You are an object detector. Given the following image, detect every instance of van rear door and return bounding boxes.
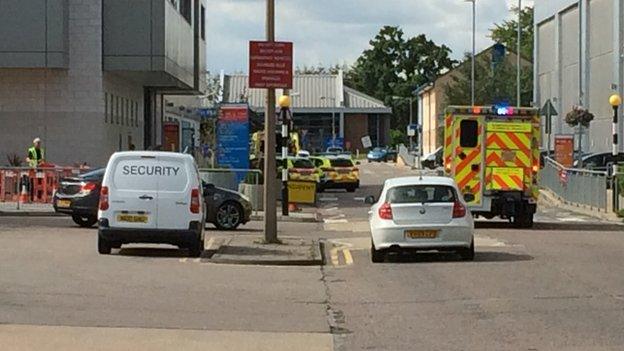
[108,155,159,229]
[155,155,193,230]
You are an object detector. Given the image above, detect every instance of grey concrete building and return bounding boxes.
[535,0,623,153]
[0,0,207,167]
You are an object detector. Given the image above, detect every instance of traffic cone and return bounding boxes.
[288,203,299,212]
[18,182,29,204]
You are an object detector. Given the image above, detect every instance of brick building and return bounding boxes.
[222,72,392,153]
[0,0,207,167]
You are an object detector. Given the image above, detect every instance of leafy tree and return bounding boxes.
[443,52,533,106]
[296,64,349,75]
[346,26,455,129]
[490,6,534,60]
[389,129,406,147]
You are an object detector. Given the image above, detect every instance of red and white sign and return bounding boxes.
[249,41,293,89]
[554,134,574,168]
[219,104,249,122]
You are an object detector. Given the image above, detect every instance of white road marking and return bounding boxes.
[324,207,339,212]
[324,218,348,224]
[557,217,587,222]
[319,197,338,202]
[353,197,365,201]
[330,248,339,265]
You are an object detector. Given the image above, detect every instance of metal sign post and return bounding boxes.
[541,99,558,157]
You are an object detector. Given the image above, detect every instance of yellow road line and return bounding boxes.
[342,249,353,265]
[330,248,339,266]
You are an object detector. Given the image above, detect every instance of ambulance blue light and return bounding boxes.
[494,105,514,116]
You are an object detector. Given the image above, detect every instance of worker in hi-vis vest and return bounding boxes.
[26,137,45,168]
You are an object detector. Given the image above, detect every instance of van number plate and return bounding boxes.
[405,230,438,239]
[117,214,148,223]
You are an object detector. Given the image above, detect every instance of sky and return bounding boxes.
[206,0,534,74]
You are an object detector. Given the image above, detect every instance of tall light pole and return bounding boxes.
[465,0,476,106]
[263,0,278,243]
[517,0,522,107]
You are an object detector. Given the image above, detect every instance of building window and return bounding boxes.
[201,5,206,40]
[169,0,178,9]
[459,120,478,148]
[104,93,108,123]
[180,0,192,23]
[135,102,139,127]
[115,96,120,125]
[125,98,130,126]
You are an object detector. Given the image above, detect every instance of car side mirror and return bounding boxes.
[364,195,376,204]
[463,193,475,203]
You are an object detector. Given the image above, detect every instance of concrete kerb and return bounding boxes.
[206,235,323,266]
[539,189,622,222]
[250,211,321,223]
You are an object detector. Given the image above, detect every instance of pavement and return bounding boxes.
[3,162,624,350]
[0,201,59,216]
[208,234,322,266]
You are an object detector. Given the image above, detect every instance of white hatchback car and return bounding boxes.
[97,151,205,257]
[367,176,474,262]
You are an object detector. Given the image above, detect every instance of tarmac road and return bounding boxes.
[2,161,624,350]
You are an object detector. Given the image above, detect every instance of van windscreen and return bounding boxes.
[112,158,189,192]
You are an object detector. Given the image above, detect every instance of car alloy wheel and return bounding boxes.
[215,202,242,230]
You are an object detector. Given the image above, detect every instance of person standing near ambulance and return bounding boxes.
[26,138,45,168]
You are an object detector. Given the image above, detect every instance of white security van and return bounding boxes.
[97,152,205,257]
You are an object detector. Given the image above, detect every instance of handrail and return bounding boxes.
[543,157,608,176]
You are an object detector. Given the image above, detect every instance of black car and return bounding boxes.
[53,168,104,227]
[202,183,252,230]
[574,152,624,172]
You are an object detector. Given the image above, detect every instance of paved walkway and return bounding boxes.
[0,202,57,216]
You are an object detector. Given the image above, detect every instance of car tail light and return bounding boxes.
[452,201,466,218]
[190,188,200,214]
[99,186,109,211]
[81,182,98,193]
[378,202,393,220]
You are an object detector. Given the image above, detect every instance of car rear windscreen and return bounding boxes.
[386,185,456,204]
[292,159,315,169]
[330,159,354,168]
[112,158,189,192]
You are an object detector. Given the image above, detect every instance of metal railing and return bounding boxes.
[540,157,608,210]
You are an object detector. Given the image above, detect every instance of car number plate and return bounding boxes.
[338,169,350,174]
[405,230,438,239]
[57,199,71,208]
[117,214,148,223]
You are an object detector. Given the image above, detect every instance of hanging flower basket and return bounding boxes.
[565,106,594,128]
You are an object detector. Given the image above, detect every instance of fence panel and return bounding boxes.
[540,158,608,210]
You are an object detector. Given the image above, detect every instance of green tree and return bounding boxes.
[346,26,455,129]
[490,6,534,60]
[443,52,533,106]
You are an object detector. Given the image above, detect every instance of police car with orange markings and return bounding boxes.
[443,105,541,228]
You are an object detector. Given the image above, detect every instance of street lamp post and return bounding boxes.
[465,0,476,106]
[263,0,278,243]
[610,94,622,157]
[517,0,522,108]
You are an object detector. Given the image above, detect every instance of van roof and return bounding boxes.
[110,151,194,161]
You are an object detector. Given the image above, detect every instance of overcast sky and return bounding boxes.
[206,0,534,73]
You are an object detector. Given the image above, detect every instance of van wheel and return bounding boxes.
[188,239,204,258]
[72,214,98,228]
[215,202,243,230]
[98,236,112,255]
